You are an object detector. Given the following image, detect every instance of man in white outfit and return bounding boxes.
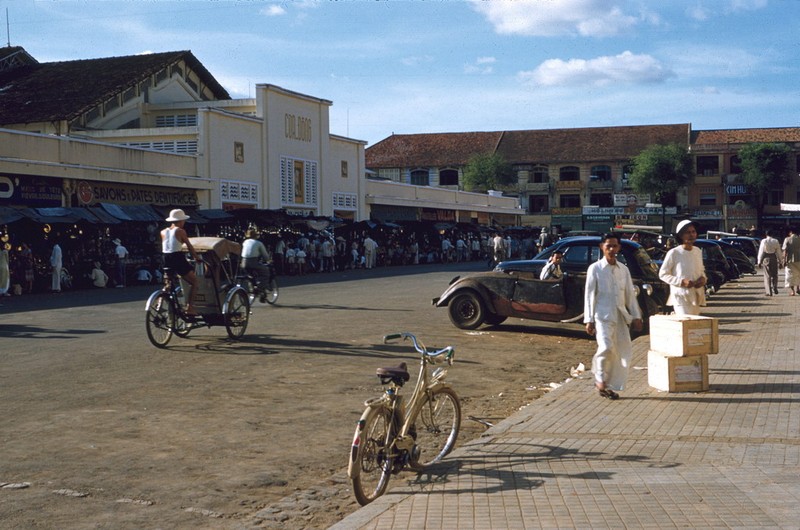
[584,234,643,400]
[363,236,377,269]
[758,229,782,296]
[659,219,707,315]
[50,239,63,293]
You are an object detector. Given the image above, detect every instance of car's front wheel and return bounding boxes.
[447,291,486,330]
[484,313,507,326]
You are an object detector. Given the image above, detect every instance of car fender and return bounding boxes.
[433,276,498,314]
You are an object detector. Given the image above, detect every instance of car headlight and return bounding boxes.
[642,283,654,296]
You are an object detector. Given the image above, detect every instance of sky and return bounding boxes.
[2,0,798,146]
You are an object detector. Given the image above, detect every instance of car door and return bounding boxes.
[508,270,567,318]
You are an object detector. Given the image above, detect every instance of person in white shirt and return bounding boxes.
[782,227,800,296]
[584,234,643,400]
[492,233,506,265]
[161,209,200,314]
[50,240,62,293]
[363,236,378,269]
[658,219,707,314]
[539,251,564,280]
[241,229,272,292]
[90,261,109,288]
[757,229,782,296]
[113,238,129,288]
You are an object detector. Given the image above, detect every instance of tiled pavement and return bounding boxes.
[332,275,800,529]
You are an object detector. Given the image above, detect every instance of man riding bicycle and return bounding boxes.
[161,209,200,315]
[241,229,272,303]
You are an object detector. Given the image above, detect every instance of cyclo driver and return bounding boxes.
[241,228,272,302]
[161,209,200,315]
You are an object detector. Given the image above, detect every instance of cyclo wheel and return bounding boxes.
[224,289,250,339]
[351,406,394,506]
[145,292,175,348]
[264,278,279,304]
[408,387,461,470]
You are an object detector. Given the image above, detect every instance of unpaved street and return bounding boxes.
[0,263,597,528]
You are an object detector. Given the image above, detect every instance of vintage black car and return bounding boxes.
[433,236,669,333]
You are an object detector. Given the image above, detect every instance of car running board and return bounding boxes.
[560,313,584,323]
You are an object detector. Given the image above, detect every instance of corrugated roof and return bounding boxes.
[691,127,800,145]
[366,124,690,168]
[0,48,230,125]
[366,132,504,168]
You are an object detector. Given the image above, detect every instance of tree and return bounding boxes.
[462,152,515,192]
[738,142,792,225]
[628,143,692,206]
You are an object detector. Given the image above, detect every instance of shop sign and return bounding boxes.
[613,193,651,206]
[726,184,750,195]
[76,180,198,206]
[370,204,417,221]
[421,208,455,222]
[551,207,581,215]
[689,208,722,219]
[0,174,63,206]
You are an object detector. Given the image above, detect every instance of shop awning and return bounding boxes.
[20,207,96,224]
[87,206,122,224]
[0,207,25,225]
[195,209,236,222]
[100,203,163,222]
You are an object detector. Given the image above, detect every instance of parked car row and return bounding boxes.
[433,232,758,334]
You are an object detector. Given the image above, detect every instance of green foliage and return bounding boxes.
[738,142,792,196]
[462,152,515,192]
[628,143,692,205]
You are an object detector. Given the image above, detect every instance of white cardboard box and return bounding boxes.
[649,314,719,356]
[647,350,709,392]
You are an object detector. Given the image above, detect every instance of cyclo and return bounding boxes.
[145,237,251,348]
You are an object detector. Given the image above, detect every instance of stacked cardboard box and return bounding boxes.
[647,315,718,392]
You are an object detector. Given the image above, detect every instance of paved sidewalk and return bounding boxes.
[332,275,800,529]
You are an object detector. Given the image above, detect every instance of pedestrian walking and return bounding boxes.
[782,227,800,295]
[658,219,707,315]
[584,233,643,400]
[758,229,781,296]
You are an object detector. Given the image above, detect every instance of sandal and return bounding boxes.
[598,388,619,400]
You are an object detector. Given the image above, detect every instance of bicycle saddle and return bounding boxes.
[376,362,410,382]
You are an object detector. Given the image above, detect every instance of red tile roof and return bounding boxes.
[498,124,690,163]
[366,132,504,168]
[691,127,800,145]
[0,48,230,125]
[366,124,690,168]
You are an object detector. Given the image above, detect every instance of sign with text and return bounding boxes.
[0,174,62,206]
[76,180,198,206]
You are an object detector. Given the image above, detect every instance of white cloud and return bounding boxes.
[686,5,710,20]
[518,51,673,86]
[729,0,768,11]
[470,0,640,37]
[261,5,287,17]
[465,56,496,75]
[401,55,434,67]
[664,45,765,78]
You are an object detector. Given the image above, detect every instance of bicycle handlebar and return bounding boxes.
[383,332,455,365]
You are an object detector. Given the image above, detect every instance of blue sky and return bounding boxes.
[2,0,798,146]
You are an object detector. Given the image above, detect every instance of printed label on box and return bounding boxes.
[688,328,711,347]
[674,364,702,382]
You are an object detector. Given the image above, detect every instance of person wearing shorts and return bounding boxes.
[161,209,200,314]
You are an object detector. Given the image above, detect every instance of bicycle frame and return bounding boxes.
[348,334,454,478]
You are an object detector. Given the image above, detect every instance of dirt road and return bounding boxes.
[0,263,596,528]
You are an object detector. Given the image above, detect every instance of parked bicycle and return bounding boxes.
[348,332,461,505]
[236,260,279,305]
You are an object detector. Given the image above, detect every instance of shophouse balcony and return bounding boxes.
[524,182,550,192]
[588,177,613,190]
[555,180,583,191]
[694,173,722,185]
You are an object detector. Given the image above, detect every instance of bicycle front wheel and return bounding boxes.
[351,406,393,505]
[409,387,461,470]
[146,292,175,348]
[224,289,250,339]
[264,278,279,304]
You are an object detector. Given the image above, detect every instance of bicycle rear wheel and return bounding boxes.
[350,405,393,505]
[145,292,175,348]
[224,289,250,339]
[409,387,461,470]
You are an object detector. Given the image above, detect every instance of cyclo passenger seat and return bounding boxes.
[376,362,410,386]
